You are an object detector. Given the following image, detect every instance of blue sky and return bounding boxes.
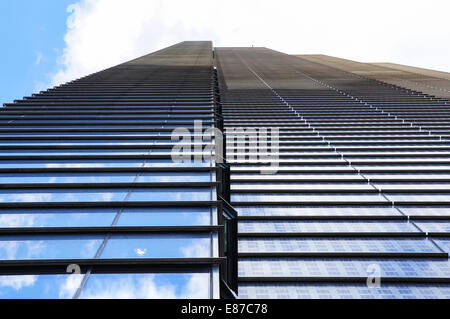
[0,1,74,105]
[1,0,450,105]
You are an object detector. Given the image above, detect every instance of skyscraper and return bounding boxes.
[1,41,449,299]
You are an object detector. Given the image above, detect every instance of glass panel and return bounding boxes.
[128,188,215,201]
[3,125,172,129]
[0,141,215,148]
[0,160,144,168]
[236,206,403,217]
[0,114,212,119]
[239,258,450,278]
[414,222,450,233]
[238,221,419,233]
[9,119,187,124]
[238,283,450,299]
[5,105,212,110]
[0,172,212,184]
[0,140,169,146]
[0,235,103,260]
[352,157,450,162]
[231,193,387,203]
[101,234,213,258]
[365,173,450,180]
[231,173,364,181]
[154,139,213,144]
[433,238,450,254]
[238,238,440,253]
[0,208,117,227]
[0,274,83,299]
[386,193,450,202]
[228,157,341,163]
[0,132,204,137]
[0,189,129,203]
[231,166,355,172]
[232,183,373,191]
[116,208,213,226]
[0,173,137,184]
[374,183,450,191]
[144,160,213,168]
[398,206,450,217]
[1,150,150,156]
[136,172,211,182]
[228,156,339,162]
[80,272,210,299]
[355,165,450,171]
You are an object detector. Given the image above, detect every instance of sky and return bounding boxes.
[1,0,450,105]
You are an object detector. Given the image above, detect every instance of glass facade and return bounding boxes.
[214,46,450,299]
[2,41,450,299]
[0,41,226,299]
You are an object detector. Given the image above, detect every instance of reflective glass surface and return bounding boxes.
[238,238,439,253]
[116,208,213,226]
[232,183,373,191]
[128,188,215,201]
[386,193,450,202]
[433,238,450,254]
[236,206,403,217]
[0,208,117,227]
[0,159,213,168]
[0,189,129,203]
[0,235,103,260]
[414,222,450,233]
[136,172,212,182]
[80,272,210,299]
[0,188,216,203]
[0,172,212,184]
[238,283,450,299]
[101,234,213,258]
[0,173,138,184]
[0,274,83,299]
[232,193,387,202]
[232,173,365,181]
[398,206,450,217]
[238,221,419,233]
[239,258,450,278]
[0,160,144,168]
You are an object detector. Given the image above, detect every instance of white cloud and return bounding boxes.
[35,52,43,65]
[0,240,46,260]
[181,273,211,299]
[0,275,37,290]
[0,213,36,228]
[59,274,84,299]
[11,192,53,203]
[80,274,177,299]
[51,0,450,86]
[79,273,210,299]
[181,239,210,258]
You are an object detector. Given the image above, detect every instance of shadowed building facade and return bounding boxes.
[215,47,450,298]
[1,42,450,298]
[299,54,450,100]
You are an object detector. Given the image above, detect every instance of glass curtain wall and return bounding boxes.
[215,47,450,299]
[0,41,223,299]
